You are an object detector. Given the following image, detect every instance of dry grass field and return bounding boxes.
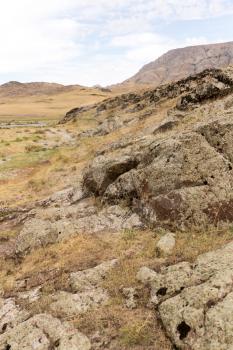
[0,85,115,207]
[0,85,114,123]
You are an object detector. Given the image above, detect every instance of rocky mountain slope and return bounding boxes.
[124,41,233,86]
[2,66,233,349]
[60,65,233,230]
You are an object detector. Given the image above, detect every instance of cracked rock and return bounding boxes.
[70,259,118,292]
[49,288,109,317]
[0,298,30,335]
[139,241,233,349]
[16,205,142,255]
[0,313,91,350]
[49,260,118,317]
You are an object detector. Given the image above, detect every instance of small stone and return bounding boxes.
[122,288,138,309]
[136,267,158,284]
[156,232,176,255]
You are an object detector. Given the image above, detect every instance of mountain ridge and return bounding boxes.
[123,41,233,87]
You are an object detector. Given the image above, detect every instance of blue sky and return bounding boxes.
[0,0,233,86]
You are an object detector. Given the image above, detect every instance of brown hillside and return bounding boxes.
[123,41,233,86]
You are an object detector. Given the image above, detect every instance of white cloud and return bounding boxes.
[0,0,232,85]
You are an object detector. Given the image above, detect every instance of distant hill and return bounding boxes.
[0,82,114,122]
[123,41,233,86]
[0,81,82,97]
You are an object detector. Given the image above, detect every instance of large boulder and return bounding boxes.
[83,130,233,228]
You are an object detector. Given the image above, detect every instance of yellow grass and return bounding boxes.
[0,87,113,122]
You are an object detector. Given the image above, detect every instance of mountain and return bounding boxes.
[123,41,233,86]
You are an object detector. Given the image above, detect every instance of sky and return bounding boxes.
[0,0,233,86]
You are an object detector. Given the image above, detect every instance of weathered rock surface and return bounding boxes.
[50,260,117,317]
[38,186,82,207]
[156,232,176,255]
[0,313,91,350]
[122,287,138,309]
[138,241,233,350]
[16,218,58,254]
[49,288,109,317]
[13,67,233,258]
[83,129,233,228]
[0,298,29,334]
[61,67,233,132]
[16,205,142,254]
[70,259,118,292]
[54,68,233,230]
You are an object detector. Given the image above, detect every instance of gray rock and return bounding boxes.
[39,187,75,207]
[70,259,118,292]
[49,289,109,317]
[15,218,58,255]
[0,313,91,350]
[84,129,233,229]
[16,205,142,254]
[138,241,233,349]
[122,288,138,309]
[17,287,41,303]
[153,116,179,134]
[156,232,176,255]
[50,260,118,317]
[0,298,30,334]
[70,205,143,234]
[83,153,140,196]
[136,266,158,284]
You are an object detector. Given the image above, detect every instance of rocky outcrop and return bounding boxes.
[83,128,233,229]
[70,259,118,292]
[13,67,233,253]
[0,261,119,348]
[16,205,142,254]
[137,241,233,350]
[59,104,97,124]
[0,298,29,334]
[49,260,117,317]
[0,261,118,348]
[60,67,233,138]
[49,289,109,317]
[0,313,91,350]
